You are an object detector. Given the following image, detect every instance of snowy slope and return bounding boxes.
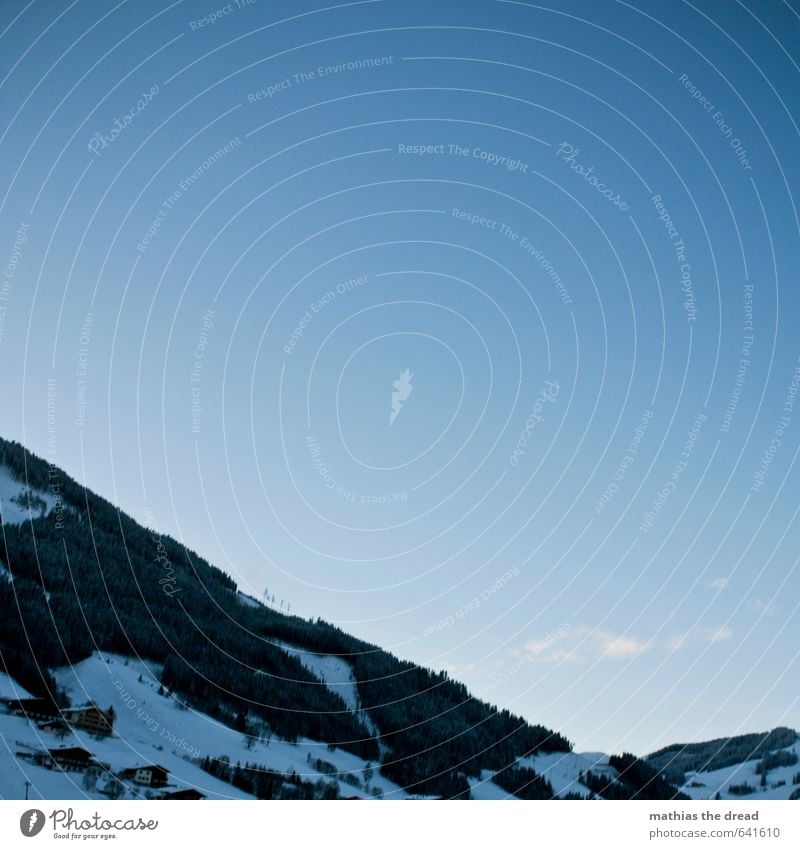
[0,464,55,525]
[514,746,800,801]
[238,596,379,733]
[236,592,262,609]
[519,746,800,801]
[469,751,617,799]
[0,653,407,800]
[6,651,796,801]
[0,672,32,700]
[274,640,381,741]
[276,641,361,711]
[1,655,252,800]
[0,710,251,801]
[517,750,616,798]
[678,736,800,801]
[468,770,519,800]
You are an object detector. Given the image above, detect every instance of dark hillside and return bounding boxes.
[0,436,570,796]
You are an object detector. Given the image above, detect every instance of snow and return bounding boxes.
[236,592,262,609]
[468,770,518,800]
[518,750,616,798]
[0,655,252,801]
[276,641,361,712]
[0,653,407,800]
[0,672,32,700]
[515,743,800,801]
[5,650,793,802]
[0,464,56,525]
[274,640,382,741]
[469,751,616,799]
[678,736,800,801]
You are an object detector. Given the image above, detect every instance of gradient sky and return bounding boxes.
[1,0,799,755]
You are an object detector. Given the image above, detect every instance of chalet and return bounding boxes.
[19,746,108,773]
[2,698,60,721]
[48,747,96,771]
[121,764,169,787]
[63,704,114,736]
[38,718,70,736]
[157,788,206,800]
[15,749,50,767]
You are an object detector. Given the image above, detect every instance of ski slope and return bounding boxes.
[0,464,55,525]
[275,641,361,711]
[468,770,519,800]
[679,736,800,801]
[518,750,617,798]
[0,653,406,800]
[0,672,31,700]
[3,653,796,800]
[274,640,381,739]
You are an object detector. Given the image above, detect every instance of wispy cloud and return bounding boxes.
[666,625,733,652]
[522,624,650,664]
[520,621,734,665]
[596,629,651,659]
[750,597,777,617]
[710,577,729,590]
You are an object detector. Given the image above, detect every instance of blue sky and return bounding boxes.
[1,0,799,754]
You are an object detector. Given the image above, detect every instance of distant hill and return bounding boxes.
[647,728,799,800]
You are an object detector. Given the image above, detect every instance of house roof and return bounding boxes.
[4,697,59,711]
[158,788,205,799]
[124,763,169,774]
[49,747,94,760]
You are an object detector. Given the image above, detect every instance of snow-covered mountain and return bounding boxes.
[0,651,606,801]
[7,647,796,801]
[0,652,411,801]
[1,437,797,801]
[647,729,800,801]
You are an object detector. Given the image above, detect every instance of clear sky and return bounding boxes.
[1,0,799,755]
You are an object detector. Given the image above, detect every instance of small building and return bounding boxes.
[3,698,60,721]
[157,788,206,800]
[63,704,114,736]
[121,764,169,787]
[49,747,96,771]
[16,749,51,767]
[16,745,105,773]
[39,718,71,737]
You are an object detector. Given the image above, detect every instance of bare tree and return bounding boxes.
[82,768,99,792]
[103,778,125,800]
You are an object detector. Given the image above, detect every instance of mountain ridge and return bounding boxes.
[0,436,570,798]
[1,436,794,800]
